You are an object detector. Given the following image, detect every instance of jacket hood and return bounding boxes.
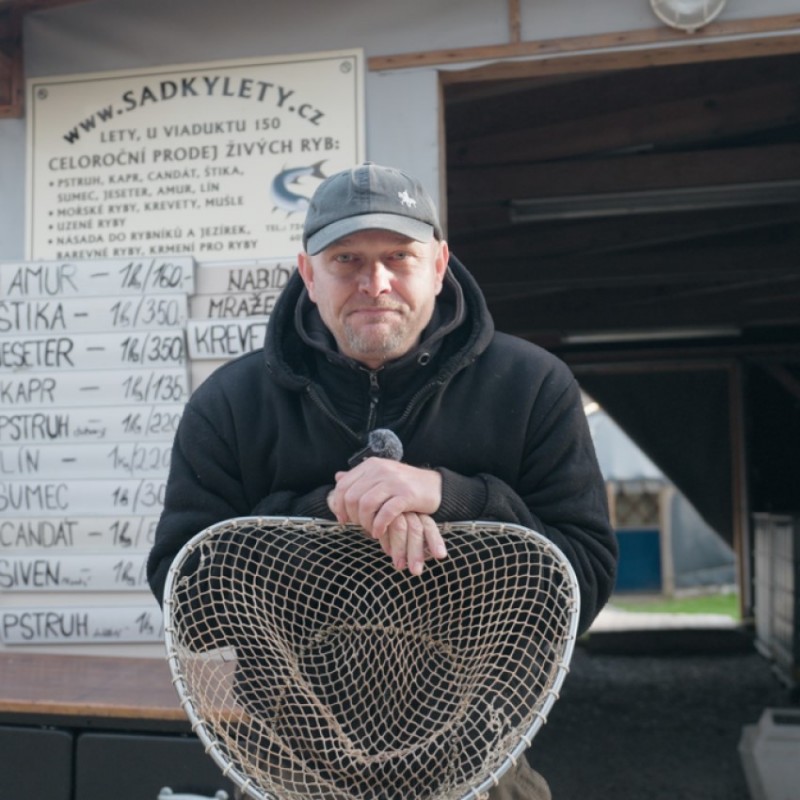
[263,254,495,390]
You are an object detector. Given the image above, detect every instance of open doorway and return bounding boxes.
[442,47,800,617]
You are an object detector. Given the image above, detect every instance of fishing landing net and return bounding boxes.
[164,517,580,800]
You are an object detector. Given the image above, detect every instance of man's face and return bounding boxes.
[298,229,449,369]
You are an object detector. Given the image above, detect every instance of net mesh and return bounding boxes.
[164,518,579,800]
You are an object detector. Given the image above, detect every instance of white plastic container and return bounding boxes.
[739,708,800,800]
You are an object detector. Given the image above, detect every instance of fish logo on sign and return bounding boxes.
[270,161,327,215]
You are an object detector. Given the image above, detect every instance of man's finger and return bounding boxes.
[387,515,408,571]
[423,517,447,561]
[406,514,426,576]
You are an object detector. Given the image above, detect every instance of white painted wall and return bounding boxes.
[1,0,796,259]
[0,120,25,260]
[520,0,793,38]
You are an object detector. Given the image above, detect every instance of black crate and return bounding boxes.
[75,731,236,800]
[0,724,73,800]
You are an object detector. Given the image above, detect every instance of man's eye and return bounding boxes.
[334,253,355,263]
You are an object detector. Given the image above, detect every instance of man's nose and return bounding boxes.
[359,262,392,295]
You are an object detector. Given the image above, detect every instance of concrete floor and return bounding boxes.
[526,626,794,800]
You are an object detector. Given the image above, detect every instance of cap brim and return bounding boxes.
[305,213,435,255]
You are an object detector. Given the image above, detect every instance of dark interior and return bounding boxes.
[444,51,800,557]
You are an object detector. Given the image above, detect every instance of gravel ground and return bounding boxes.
[525,629,795,800]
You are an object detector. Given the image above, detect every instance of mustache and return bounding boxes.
[347,301,406,313]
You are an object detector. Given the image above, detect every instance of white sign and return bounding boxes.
[0,404,184,444]
[0,368,190,407]
[194,258,295,294]
[0,553,149,592]
[1,604,163,644]
[190,261,293,319]
[0,478,166,515]
[0,442,171,479]
[0,515,158,552]
[27,50,365,261]
[0,257,195,296]
[0,294,189,334]
[187,318,268,360]
[190,290,281,320]
[0,330,187,371]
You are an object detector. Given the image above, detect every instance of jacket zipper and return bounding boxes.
[365,369,380,431]
[305,372,382,440]
[306,370,445,442]
[305,385,361,441]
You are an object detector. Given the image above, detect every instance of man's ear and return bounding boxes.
[434,240,449,295]
[297,252,317,302]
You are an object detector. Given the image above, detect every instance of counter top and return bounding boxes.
[0,652,185,722]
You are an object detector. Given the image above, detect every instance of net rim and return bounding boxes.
[163,516,581,800]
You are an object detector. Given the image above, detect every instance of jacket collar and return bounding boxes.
[264,254,495,394]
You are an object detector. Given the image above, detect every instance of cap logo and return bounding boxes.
[398,190,417,209]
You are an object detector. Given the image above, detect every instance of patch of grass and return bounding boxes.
[612,592,741,620]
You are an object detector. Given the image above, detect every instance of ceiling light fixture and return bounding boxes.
[649,0,727,33]
[563,327,741,345]
[510,180,800,223]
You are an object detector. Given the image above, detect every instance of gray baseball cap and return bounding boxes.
[303,162,443,255]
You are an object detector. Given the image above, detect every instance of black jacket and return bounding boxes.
[147,255,617,632]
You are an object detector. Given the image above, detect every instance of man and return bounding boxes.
[148,162,617,799]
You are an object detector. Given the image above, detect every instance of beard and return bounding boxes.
[342,318,411,362]
[334,299,435,367]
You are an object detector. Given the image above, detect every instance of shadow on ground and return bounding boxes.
[526,629,795,800]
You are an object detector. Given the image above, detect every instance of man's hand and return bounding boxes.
[327,458,446,574]
[376,511,447,576]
